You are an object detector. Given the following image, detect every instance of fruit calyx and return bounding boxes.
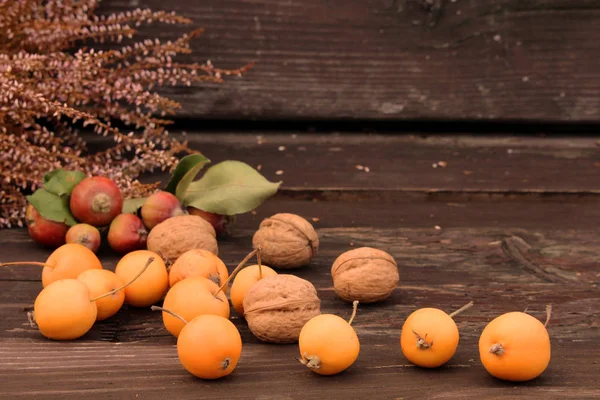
[298,354,321,370]
[208,273,221,286]
[221,358,231,370]
[490,343,504,356]
[92,193,112,213]
[413,331,433,350]
[138,228,148,239]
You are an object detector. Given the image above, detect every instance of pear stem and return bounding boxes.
[151,306,188,325]
[0,261,53,268]
[348,300,359,325]
[257,246,263,280]
[449,301,474,318]
[215,248,260,296]
[90,257,154,302]
[544,304,552,327]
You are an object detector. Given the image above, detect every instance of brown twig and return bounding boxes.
[150,306,188,325]
[90,257,154,302]
[449,301,474,318]
[215,248,260,296]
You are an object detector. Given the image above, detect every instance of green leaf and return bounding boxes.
[122,197,147,215]
[26,189,78,226]
[165,154,210,200]
[43,168,86,197]
[183,160,281,215]
[43,169,62,184]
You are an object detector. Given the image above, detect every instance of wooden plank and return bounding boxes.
[0,339,598,399]
[121,133,600,195]
[4,222,599,295]
[4,195,600,280]
[98,0,600,121]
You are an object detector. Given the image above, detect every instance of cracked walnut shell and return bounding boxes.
[252,213,319,269]
[147,215,218,262]
[243,274,321,343]
[331,247,399,303]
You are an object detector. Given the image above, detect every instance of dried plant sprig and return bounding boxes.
[0,0,253,228]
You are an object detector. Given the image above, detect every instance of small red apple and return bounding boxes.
[65,223,101,253]
[140,191,185,230]
[186,207,232,238]
[70,176,123,227]
[107,213,148,254]
[25,204,69,248]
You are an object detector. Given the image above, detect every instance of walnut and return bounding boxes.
[243,274,321,343]
[147,215,218,262]
[331,247,399,303]
[252,213,319,269]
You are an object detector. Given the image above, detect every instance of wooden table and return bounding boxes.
[1,134,599,399]
[3,0,600,397]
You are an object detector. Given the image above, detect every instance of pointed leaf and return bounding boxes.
[26,189,78,226]
[43,169,86,197]
[183,160,281,215]
[165,154,210,200]
[122,197,147,215]
[43,169,62,184]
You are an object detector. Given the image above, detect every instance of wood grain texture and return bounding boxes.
[121,133,600,195]
[0,340,598,399]
[99,0,600,121]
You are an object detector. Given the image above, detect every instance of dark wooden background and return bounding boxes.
[102,0,600,122]
[1,1,600,399]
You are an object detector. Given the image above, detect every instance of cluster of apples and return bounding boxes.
[26,176,225,254]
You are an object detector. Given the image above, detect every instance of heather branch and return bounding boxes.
[0,0,254,228]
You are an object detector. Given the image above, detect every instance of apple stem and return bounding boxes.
[90,257,155,302]
[0,261,53,268]
[150,305,188,325]
[544,304,552,327]
[348,300,359,325]
[215,247,261,296]
[449,301,474,318]
[257,246,263,280]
